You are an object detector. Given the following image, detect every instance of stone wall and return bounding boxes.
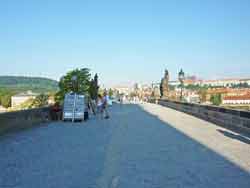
[0,107,51,135]
[157,99,250,134]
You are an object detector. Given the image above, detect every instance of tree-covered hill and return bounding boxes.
[0,76,58,93]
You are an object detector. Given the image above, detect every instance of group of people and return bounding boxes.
[89,91,110,119]
[50,91,111,121]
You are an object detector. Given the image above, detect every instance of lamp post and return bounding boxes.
[70,75,78,122]
[178,69,185,102]
[71,75,78,93]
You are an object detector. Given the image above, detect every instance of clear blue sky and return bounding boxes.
[0,0,250,86]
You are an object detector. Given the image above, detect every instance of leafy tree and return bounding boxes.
[0,88,16,108]
[210,94,222,106]
[185,84,201,90]
[198,88,207,103]
[108,88,114,97]
[231,82,249,88]
[0,94,12,108]
[88,74,99,100]
[20,98,34,109]
[98,88,105,96]
[32,94,49,107]
[56,68,91,102]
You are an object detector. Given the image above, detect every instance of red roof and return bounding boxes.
[207,88,230,94]
[207,88,250,95]
[224,95,250,100]
[184,79,195,84]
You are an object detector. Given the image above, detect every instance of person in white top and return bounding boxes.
[102,91,110,119]
[97,94,103,116]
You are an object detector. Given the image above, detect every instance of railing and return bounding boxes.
[154,99,250,134]
[0,107,51,135]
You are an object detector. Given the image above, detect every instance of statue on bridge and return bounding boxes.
[160,69,169,98]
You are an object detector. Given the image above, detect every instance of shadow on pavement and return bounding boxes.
[0,103,250,188]
[217,129,250,145]
[120,104,250,187]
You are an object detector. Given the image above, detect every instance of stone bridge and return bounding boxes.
[0,103,250,188]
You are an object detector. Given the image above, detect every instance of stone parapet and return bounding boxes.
[157,99,250,134]
[0,107,50,135]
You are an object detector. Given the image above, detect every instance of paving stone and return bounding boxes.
[0,103,250,188]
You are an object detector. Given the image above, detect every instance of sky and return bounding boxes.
[0,0,250,87]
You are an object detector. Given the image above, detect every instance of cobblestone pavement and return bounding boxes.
[0,103,250,188]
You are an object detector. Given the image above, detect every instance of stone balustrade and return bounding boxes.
[0,107,51,135]
[156,99,250,134]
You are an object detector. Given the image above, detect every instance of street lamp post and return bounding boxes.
[71,75,78,93]
[70,75,78,122]
[178,69,185,102]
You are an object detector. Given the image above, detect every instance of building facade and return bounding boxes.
[200,78,250,87]
[0,105,7,113]
[11,91,38,108]
[222,95,250,105]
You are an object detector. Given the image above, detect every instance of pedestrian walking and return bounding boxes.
[119,95,123,105]
[97,94,103,118]
[84,96,89,121]
[102,91,110,119]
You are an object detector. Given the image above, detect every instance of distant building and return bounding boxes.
[222,95,250,105]
[200,78,250,87]
[173,89,200,103]
[159,77,250,88]
[112,86,133,96]
[206,88,230,101]
[183,75,200,86]
[0,105,7,113]
[48,96,55,105]
[239,79,250,85]
[185,92,200,103]
[11,91,39,108]
[133,83,141,91]
[169,81,180,86]
[203,88,250,104]
[226,88,250,96]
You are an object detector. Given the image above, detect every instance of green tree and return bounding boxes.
[0,94,12,108]
[88,74,99,100]
[185,84,201,90]
[198,88,207,103]
[20,98,34,109]
[232,82,249,88]
[32,94,49,107]
[108,88,114,97]
[0,87,16,108]
[56,68,91,102]
[210,94,222,106]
